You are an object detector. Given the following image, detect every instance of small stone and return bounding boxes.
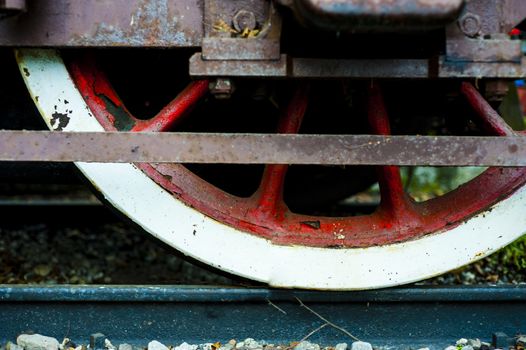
[468,339,481,350]
[417,348,430,350]
[517,337,526,346]
[104,340,115,350]
[17,334,60,350]
[462,271,476,282]
[60,339,76,350]
[117,345,132,350]
[456,339,468,346]
[7,342,24,350]
[33,265,52,277]
[174,343,198,350]
[294,342,320,350]
[198,344,213,350]
[335,344,347,350]
[462,346,474,350]
[479,342,491,350]
[243,340,262,350]
[148,342,168,350]
[350,342,372,350]
[444,346,457,350]
[219,344,234,350]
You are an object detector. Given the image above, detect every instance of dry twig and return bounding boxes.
[295,297,361,341]
[299,323,329,342]
[267,298,287,315]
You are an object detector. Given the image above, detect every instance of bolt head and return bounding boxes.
[233,10,257,32]
[459,13,481,38]
[209,78,234,99]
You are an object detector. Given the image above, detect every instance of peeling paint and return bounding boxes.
[69,0,194,47]
[50,112,70,131]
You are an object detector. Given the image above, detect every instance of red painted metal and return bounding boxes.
[367,83,421,231]
[69,56,208,132]
[461,82,516,136]
[132,81,209,132]
[518,86,526,116]
[69,55,526,248]
[248,85,309,222]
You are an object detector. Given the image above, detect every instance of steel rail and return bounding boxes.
[0,285,525,349]
[0,130,526,166]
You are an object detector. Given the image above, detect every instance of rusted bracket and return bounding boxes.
[443,0,526,74]
[202,0,281,61]
[1,130,525,166]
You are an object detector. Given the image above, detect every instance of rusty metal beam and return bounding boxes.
[0,0,202,47]
[189,53,526,79]
[0,130,525,166]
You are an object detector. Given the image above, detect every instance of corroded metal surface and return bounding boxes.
[202,0,282,60]
[1,130,526,166]
[190,53,526,79]
[0,0,202,47]
[201,37,281,60]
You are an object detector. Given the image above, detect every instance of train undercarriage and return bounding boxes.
[1,0,526,289]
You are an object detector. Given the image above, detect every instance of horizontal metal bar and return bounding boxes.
[202,38,281,61]
[1,284,525,302]
[292,58,429,78]
[189,53,526,79]
[1,130,526,166]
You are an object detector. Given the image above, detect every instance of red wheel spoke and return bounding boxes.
[132,80,209,132]
[70,57,138,130]
[254,164,289,219]
[368,82,416,219]
[461,82,515,136]
[250,85,310,219]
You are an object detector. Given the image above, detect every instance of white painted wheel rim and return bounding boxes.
[16,48,526,290]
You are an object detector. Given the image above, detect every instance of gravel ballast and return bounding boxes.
[3,335,526,350]
[0,219,524,285]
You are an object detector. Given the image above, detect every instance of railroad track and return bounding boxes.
[0,285,525,350]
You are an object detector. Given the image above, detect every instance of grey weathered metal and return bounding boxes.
[0,130,525,166]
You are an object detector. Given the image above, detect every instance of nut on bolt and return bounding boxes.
[209,78,235,99]
[233,10,257,32]
[458,12,481,38]
[484,80,510,103]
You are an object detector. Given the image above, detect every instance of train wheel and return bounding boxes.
[16,49,526,290]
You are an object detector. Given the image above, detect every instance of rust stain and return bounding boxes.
[68,0,194,47]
